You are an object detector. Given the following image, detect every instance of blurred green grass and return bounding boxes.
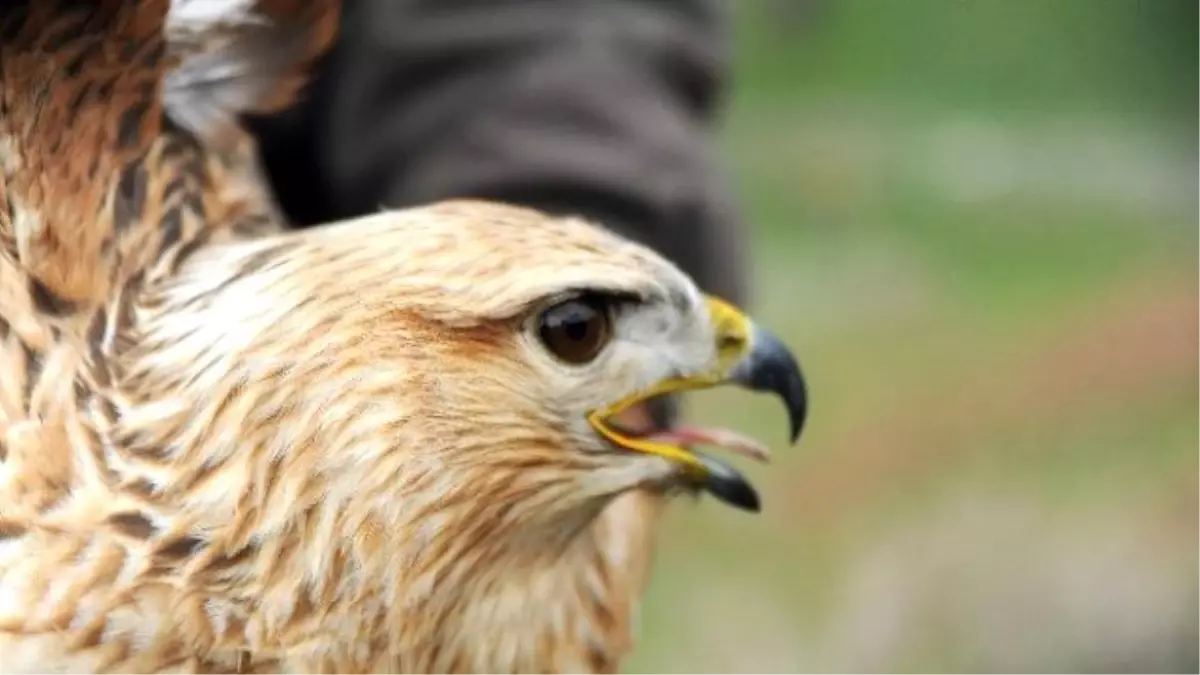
[627,1,1198,672]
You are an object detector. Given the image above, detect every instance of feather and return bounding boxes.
[163,0,338,145]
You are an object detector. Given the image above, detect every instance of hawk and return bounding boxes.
[0,1,806,671]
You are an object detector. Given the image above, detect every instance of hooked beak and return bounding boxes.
[587,295,808,512]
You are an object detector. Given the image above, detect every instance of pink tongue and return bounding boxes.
[645,426,772,463]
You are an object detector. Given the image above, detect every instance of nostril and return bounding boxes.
[718,333,744,350]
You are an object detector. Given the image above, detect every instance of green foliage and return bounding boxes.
[732,0,1197,121]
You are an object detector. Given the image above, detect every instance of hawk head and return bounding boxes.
[128,200,805,524]
[109,201,807,669]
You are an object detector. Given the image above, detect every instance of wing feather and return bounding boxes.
[163,0,339,144]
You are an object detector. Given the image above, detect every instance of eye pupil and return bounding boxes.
[538,296,612,364]
[564,314,590,341]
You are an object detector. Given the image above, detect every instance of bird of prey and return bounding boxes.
[0,1,806,672]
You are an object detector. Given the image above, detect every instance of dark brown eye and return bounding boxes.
[538,296,612,365]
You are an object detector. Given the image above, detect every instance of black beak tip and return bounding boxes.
[787,372,807,445]
[697,453,762,513]
[742,327,808,447]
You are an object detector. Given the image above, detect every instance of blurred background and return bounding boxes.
[628,1,1198,672]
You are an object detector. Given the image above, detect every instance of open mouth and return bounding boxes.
[602,405,773,509]
[587,296,807,513]
[632,421,773,464]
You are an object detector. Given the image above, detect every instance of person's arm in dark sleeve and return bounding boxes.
[252,0,749,309]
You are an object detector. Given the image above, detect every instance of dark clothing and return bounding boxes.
[249,0,747,307]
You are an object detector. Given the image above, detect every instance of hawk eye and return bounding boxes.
[538,295,612,365]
